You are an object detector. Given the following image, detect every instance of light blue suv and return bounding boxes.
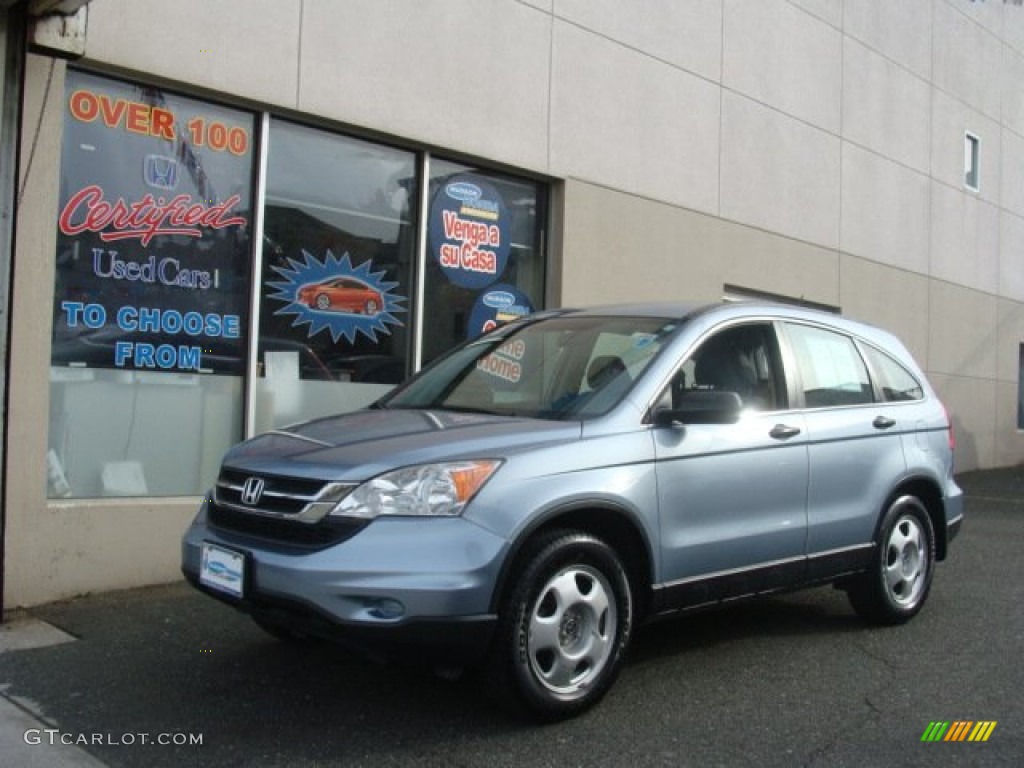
[182,302,963,720]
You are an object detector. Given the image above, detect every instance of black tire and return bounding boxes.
[847,495,935,625]
[482,530,634,722]
[251,615,319,644]
[315,293,330,310]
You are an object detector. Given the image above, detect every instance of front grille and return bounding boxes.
[210,468,360,550]
[207,502,365,551]
[216,468,332,516]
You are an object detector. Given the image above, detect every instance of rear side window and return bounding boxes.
[785,323,873,407]
[861,344,924,402]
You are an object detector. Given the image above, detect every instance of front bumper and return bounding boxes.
[181,503,507,665]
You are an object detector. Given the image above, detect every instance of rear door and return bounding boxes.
[780,322,907,580]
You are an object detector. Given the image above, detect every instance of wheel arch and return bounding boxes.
[489,502,655,620]
[879,476,948,560]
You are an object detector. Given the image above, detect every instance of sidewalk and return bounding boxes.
[0,616,105,767]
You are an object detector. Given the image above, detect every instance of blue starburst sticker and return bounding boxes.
[266,250,406,344]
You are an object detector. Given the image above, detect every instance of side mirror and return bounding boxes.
[653,390,743,426]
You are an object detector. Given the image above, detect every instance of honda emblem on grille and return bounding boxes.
[240,477,265,506]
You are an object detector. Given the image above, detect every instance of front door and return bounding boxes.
[653,322,809,608]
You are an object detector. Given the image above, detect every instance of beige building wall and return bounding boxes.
[5,0,1024,606]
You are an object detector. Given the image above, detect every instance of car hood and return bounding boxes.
[222,408,582,482]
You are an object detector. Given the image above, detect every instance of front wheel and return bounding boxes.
[847,495,935,625]
[482,530,634,722]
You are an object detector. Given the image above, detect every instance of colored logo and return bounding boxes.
[920,721,997,742]
[445,182,482,203]
[204,561,241,582]
[266,250,406,345]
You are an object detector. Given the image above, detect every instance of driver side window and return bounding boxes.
[667,322,788,412]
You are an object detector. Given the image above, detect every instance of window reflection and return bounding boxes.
[256,122,416,430]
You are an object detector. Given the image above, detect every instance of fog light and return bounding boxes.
[367,598,404,620]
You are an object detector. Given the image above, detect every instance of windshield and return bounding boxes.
[382,314,680,419]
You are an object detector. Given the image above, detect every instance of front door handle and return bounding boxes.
[770,424,801,440]
[873,415,896,430]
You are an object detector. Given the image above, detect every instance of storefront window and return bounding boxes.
[423,159,547,365]
[255,121,416,431]
[48,71,255,497]
[46,74,548,499]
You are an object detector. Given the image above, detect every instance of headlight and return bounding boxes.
[330,460,502,519]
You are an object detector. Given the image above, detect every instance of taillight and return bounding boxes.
[941,402,955,452]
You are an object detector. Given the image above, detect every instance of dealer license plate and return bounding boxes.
[199,542,245,599]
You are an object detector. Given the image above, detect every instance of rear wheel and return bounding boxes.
[365,299,378,314]
[847,495,935,625]
[315,293,330,310]
[482,530,634,721]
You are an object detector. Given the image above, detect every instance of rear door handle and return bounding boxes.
[873,415,896,430]
[769,424,801,440]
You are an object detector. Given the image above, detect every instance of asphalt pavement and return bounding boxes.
[1,467,1022,767]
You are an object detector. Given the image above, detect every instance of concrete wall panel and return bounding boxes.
[1002,128,1024,219]
[1003,44,1024,137]
[549,21,721,214]
[85,0,301,108]
[843,37,931,173]
[787,0,842,28]
[844,0,932,80]
[955,0,1005,38]
[558,180,838,308]
[927,281,998,379]
[839,254,931,365]
[723,0,841,132]
[555,0,723,81]
[520,0,553,12]
[1006,1,1024,55]
[1000,211,1024,303]
[299,0,551,172]
[720,92,840,248]
[930,181,1000,294]
[932,0,1003,121]
[558,181,724,306]
[840,143,930,274]
[930,372,996,471]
